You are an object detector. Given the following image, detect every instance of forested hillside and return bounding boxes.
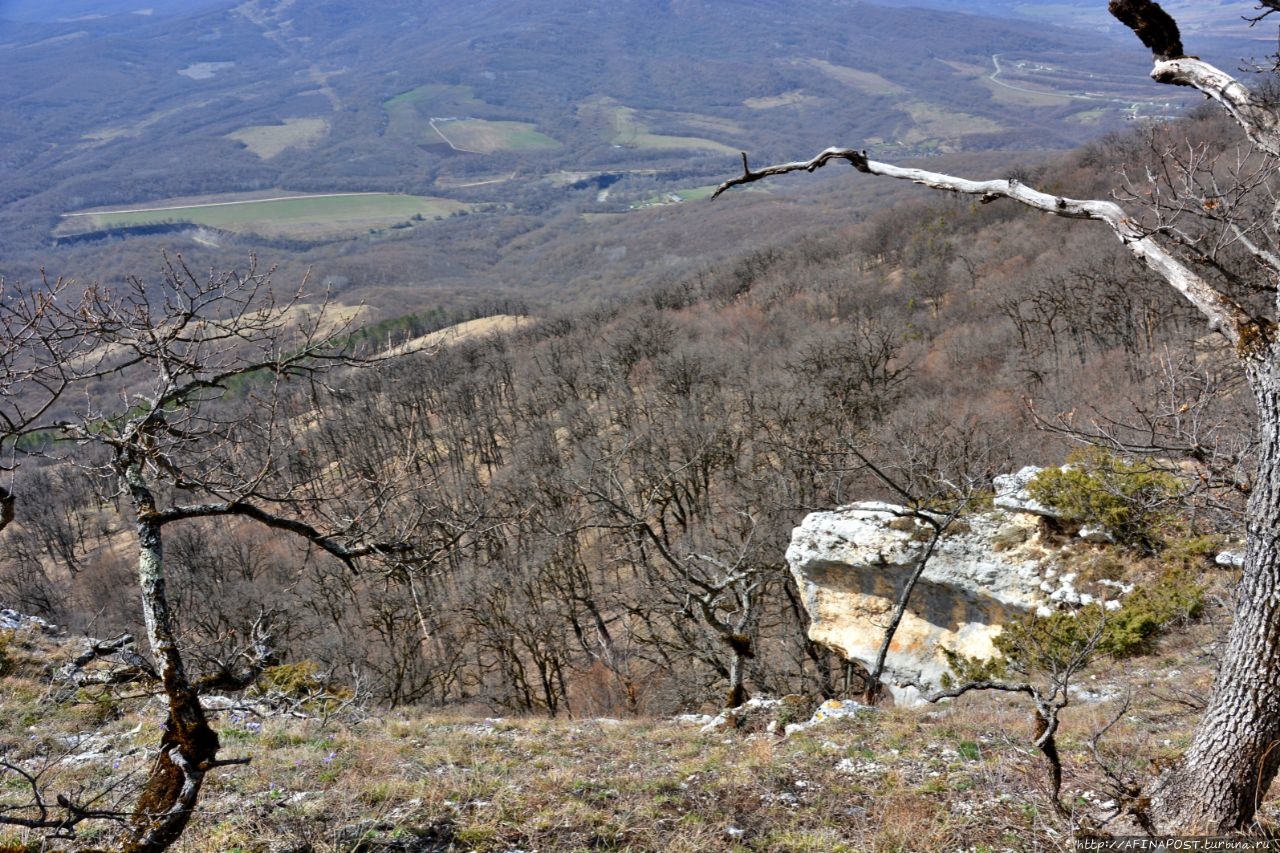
[1,106,1249,716]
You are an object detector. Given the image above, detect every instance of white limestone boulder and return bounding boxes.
[786,502,1050,704]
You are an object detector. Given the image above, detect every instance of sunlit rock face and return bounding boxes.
[786,501,1051,705]
[992,465,1059,517]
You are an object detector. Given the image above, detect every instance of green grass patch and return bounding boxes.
[630,184,720,209]
[383,83,481,109]
[59,193,470,240]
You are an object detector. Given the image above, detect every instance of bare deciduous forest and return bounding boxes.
[4,0,1279,848]
[3,112,1245,716]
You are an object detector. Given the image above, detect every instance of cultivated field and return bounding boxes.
[744,90,824,110]
[383,83,485,110]
[801,59,908,96]
[899,103,1004,146]
[58,192,470,240]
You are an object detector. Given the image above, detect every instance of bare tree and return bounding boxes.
[716,0,1280,834]
[0,275,117,535]
[0,257,424,852]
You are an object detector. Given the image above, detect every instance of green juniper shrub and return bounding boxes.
[1028,449,1185,552]
[944,569,1204,685]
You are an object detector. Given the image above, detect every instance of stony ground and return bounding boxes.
[0,586,1263,853]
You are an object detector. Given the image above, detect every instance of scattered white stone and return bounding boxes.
[836,757,885,776]
[810,699,866,722]
[1078,525,1115,544]
[1069,685,1123,703]
[784,699,871,737]
[698,697,783,733]
[992,466,1060,517]
[1050,586,1081,606]
[0,608,57,634]
[1216,551,1245,568]
[1096,579,1134,595]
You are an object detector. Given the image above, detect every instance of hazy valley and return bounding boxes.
[1,0,1215,313]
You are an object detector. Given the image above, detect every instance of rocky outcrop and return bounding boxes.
[992,466,1059,518]
[0,608,58,634]
[786,501,1055,705]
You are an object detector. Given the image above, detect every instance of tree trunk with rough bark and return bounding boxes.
[714,0,1280,831]
[1149,354,1280,832]
[118,464,221,853]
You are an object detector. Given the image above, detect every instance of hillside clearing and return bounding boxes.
[430,118,562,154]
[801,60,908,96]
[384,315,534,357]
[606,105,738,154]
[745,90,824,109]
[227,117,330,159]
[57,192,471,240]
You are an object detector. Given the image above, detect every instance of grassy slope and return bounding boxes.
[0,587,1234,853]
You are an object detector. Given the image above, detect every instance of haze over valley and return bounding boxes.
[0,0,1226,317]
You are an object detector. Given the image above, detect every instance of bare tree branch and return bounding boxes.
[715,148,1257,346]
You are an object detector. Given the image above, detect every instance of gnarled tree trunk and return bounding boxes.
[714,0,1280,832]
[1149,354,1280,832]
[118,463,222,853]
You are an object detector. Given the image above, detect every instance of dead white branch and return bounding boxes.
[714,148,1256,346]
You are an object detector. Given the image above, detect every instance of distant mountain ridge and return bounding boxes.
[887,0,1269,61]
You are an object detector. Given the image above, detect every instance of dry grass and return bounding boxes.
[167,704,1076,852]
[383,315,534,358]
[227,118,330,160]
[0,633,1139,853]
[0,559,1259,852]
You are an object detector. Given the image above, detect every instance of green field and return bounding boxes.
[383,83,483,110]
[431,118,562,153]
[59,193,470,240]
[630,184,720,209]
